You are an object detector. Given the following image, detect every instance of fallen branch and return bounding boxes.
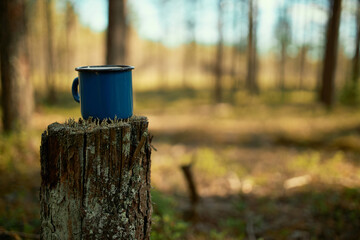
[181,163,200,205]
[181,162,200,221]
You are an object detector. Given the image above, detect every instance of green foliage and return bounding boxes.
[151,190,188,240]
[289,151,321,173]
[219,218,246,239]
[0,131,39,174]
[194,147,227,178]
[289,151,348,181]
[339,82,360,106]
[208,229,231,239]
[0,131,40,234]
[310,188,360,237]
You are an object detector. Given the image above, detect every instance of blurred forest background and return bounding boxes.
[1,0,360,239]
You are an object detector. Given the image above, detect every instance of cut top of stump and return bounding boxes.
[47,116,148,134]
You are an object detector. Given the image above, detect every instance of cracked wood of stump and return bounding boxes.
[40,116,152,240]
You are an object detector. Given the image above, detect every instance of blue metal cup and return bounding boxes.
[72,65,134,120]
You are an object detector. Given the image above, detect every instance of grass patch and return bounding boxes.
[151,189,188,240]
[194,147,227,178]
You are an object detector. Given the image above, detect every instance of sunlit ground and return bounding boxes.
[1,88,360,239]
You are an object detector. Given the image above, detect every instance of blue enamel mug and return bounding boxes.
[72,65,134,120]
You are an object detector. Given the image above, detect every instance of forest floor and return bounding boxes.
[1,88,360,239]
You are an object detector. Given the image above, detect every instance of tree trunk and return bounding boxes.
[107,0,127,64]
[65,0,76,79]
[298,0,309,90]
[0,0,33,132]
[230,0,240,92]
[182,0,197,88]
[352,0,360,84]
[40,117,152,240]
[279,42,286,93]
[275,4,290,95]
[44,0,56,103]
[214,0,224,103]
[158,0,169,89]
[246,0,259,95]
[232,0,246,94]
[298,45,307,90]
[319,0,342,108]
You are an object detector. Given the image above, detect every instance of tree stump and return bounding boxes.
[40,116,152,240]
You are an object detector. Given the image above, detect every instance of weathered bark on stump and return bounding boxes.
[40,117,152,240]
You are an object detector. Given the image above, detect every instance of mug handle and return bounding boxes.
[72,77,80,103]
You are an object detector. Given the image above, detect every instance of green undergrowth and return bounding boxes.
[288,150,360,182]
[151,189,188,240]
[339,81,360,106]
[0,131,41,235]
